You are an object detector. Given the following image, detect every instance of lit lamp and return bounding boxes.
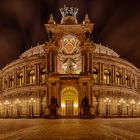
[138,101,140,117]
[15,99,21,117]
[61,103,65,108]
[118,98,125,117]
[0,103,1,117]
[61,103,65,116]
[104,76,107,84]
[74,103,78,108]
[126,103,129,116]
[4,100,10,117]
[130,99,135,117]
[29,98,35,117]
[104,98,111,117]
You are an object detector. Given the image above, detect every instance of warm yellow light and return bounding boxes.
[104,76,107,79]
[74,103,78,108]
[61,103,65,108]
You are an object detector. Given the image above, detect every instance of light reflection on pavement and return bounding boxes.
[0,118,140,140]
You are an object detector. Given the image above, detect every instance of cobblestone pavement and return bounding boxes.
[0,118,140,140]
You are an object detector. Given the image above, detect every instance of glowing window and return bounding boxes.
[18,73,23,86]
[93,68,98,82]
[29,70,35,84]
[116,72,121,85]
[125,74,129,86]
[41,69,46,83]
[10,76,14,87]
[104,69,110,84]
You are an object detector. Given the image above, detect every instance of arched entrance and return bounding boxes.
[61,86,78,117]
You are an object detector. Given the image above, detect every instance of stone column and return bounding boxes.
[101,63,104,84]
[82,53,85,73]
[91,54,93,73]
[48,83,51,106]
[113,65,116,86]
[88,85,92,105]
[111,65,114,85]
[7,75,10,88]
[35,63,40,85]
[46,53,48,74]
[2,77,4,90]
[49,52,52,72]
[38,63,40,84]
[35,64,38,85]
[24,65,27,86]
[122,68,125,86]
[54,54,57,73]
[14,68,17,87]
[96,94,100,116]
[99,63,101,84]
[87,52,90,72]
[130,73,133,87]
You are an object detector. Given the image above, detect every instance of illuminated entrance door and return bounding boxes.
[61,86,78,117]
[66,100,73,116]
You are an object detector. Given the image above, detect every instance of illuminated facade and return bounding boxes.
[0,6,140,118]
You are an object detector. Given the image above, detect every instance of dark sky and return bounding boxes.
[0,0,140,68]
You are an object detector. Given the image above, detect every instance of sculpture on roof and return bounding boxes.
[60,5,78,18]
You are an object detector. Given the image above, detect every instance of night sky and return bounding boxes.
[0,0,140,69]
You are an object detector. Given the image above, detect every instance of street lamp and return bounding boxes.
[29,98,35,117]
[15,99,21,118]
[4,100,10,117]
[0,103,2,117]
[138,101,140,117]
[118,98,125,117]
[130,99,135,117]
[126,103,129,116]
[104,97,111,117]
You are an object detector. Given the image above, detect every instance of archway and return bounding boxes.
[61,86,78,117]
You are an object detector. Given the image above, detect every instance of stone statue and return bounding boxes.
[60,5,78,18]
[48,96,59,118]
[81,96,91,117]
[82,96,89,107]
[51,96,58,106]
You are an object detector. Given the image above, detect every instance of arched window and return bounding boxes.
[125,74,129,86]
[116,72,121,85]
[104,69,110,84]
[41,69,46,83]
[29,70,35,84]
[4,80,7,89]
[93,68,98,82]
[18,73,23,86]
[132,79,135,88]
[10,76,14,87]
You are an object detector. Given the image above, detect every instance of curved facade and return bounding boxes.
[0,6,140,118]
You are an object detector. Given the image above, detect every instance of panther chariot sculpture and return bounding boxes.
[59,5,79,24]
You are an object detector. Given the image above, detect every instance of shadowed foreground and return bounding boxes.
[0,118,140,140]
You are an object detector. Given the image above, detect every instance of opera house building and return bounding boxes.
[0,6,140,118]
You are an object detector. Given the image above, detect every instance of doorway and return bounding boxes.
[66,100,73,116]
[61,86,78,117]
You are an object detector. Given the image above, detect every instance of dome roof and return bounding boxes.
[94,43,119,57]
[20,44,45,58]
